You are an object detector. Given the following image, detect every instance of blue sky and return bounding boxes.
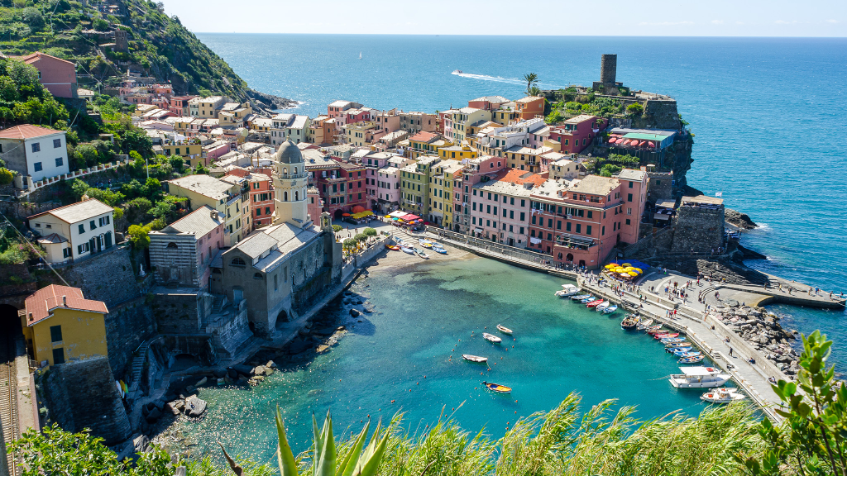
[162,0,846,37]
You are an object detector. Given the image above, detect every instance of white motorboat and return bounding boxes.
[496,324,513,335]
[555,284,581,298]
[701,387,746,403]
[603,305,618,315]
[483,333,502,343]
[669,366,732,389]
[462,354,487,363]
[595,301,611,312]
[452,69,463,74]
[636,318,654,330]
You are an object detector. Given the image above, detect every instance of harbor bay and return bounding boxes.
[162,252,715,462]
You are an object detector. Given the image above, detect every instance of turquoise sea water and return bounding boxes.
[197,34,847,362]
[171,257,712,462]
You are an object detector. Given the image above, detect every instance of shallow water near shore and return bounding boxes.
[166,256,716,464]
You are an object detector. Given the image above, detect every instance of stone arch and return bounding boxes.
[334,209,344,220]
[566,253,574,262]
[167,242,178,249]
[277,309,288,323]
[253,272,263,280]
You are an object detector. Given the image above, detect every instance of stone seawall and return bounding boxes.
[106,298,157,377]
[671,206,724,253]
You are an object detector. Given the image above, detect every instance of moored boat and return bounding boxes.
[482,381,511,393]
[418,239,433,248]
[462,354,487,363]
[678,355,705,364]
[621,316,639,330]
[496,324,513,335]
[586,299,604,308]
[556,284,581,298]
[483,333,502,343]
[701,387,746,403]
[669,366,731,389]
[636,318,653,330]
[654,333,679,340]
[414,248,429,259]
[433,246,447,254]
[645,325,664,334]
[676,351,703,358]
[665,341,692,348]
[400,245,415,254]
[571,294,591,301]
[595,300,611,311]
[580,296,597,304]
[603,304,618,315]
[667,347,693,354]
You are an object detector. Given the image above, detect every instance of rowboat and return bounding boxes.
[594,300,611,311]
[675,351,702,358]
[661,337,686,344]
[678,355,705,364]
[483,333,502,343]
[580,296,597,304]
[603,305,618,315]
[482,381,512,393]
[386,244,400,251]
[665,341,692,348]
[462,354,487,363]
[414,248,429,259]
[571,294,591,301]
[586,299,604,308]
[701,388,746,403]
[645,326,664,334]
[654,333,679,339]
[400,245,415,254]
[636,318,653,330]
[496,324,513,335]
[432,246,447,254]
[621,316,639,330]
[418,239,433,248]
[667,347,693,354]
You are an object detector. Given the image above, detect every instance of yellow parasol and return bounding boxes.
[628,271,639,277]
[632,268,643,273]
[605,264,616,269]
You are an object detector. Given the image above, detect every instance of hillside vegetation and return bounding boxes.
[0,0,250,99]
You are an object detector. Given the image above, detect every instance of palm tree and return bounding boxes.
[528,85,542,97]
[522,73,538,95]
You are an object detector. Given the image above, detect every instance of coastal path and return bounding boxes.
[576,271,785,422]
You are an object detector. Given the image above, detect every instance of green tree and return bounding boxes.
[22,7,45,30]
[626,103,644,116]
[113,206,124,220]
[0,168,14,185]
[142,177,162,200]
[740,330,847,475]
[168,155,184,173]
[528,85,542,97]
[545,109,564,125]
[0,76,19,102]
[332,224,342,233]
[8,424,179,476]
[127,224,151,249]
[354,233,367,243]
[363,227,377,237]
[6,60,42,98]
[92,17,109,31]
[522,73,538,95]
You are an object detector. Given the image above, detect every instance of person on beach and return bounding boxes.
[729,347,733,357]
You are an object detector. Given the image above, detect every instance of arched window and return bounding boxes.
[253,273,263,280]
[167,242,178,249]
[283,168,288,175]
[231,257,246,267]
[294,167,298,174]
[294,191,299,201]
[283,191,288,201]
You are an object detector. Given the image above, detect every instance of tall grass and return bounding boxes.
[196,392,765,476]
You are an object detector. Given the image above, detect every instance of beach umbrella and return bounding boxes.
[384,215,392,219]
[342,213,351,217]
[632,268,643,273]
[622,263,632,267]
[605,264,616,269]
[619,273,630,278]
[628,272,638,277]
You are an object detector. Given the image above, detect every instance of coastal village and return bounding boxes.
[0,41,845,473]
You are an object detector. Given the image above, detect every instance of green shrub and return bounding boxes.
[332,224,342,233]
[363,227,377,237]
[626,103,644,116]
[127,224,151,249]
[0,168,14,185]
[354,233,367,243]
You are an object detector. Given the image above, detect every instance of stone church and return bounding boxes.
[212,140,342,337]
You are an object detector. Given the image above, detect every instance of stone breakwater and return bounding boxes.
[715,303,800,377]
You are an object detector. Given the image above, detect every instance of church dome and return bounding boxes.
[274,140,303,165]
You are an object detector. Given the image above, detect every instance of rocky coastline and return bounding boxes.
[717,303,800,377]
[246,89,299,115]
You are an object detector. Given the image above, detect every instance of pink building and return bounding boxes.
[469,168,545,247]
[203,140,235,162]
[13,52,77,98]
[327,100,363,118]
[307,187,322,225]
[375,166,400,211]
[148,205,225,289]
[452,156,506,233]
[548,115,607,155]
[467,95,510,111]
[170,96,196,117]
[526,169,647,269]
[363,152,397,210]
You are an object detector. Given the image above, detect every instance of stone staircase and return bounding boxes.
[127,340,150,395]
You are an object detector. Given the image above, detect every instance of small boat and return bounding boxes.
[676,351,702,358]
[571,294,591,301]
[678,355,705,364]
[359,52,363,60]
[636,319,653,330]
[557,284,581,298]
[414,248,429,259]
[665,341,692,348]
[621,316,638,330]
[462,354,487,363]
[701,387,746,404]
[595,301,611,311]
[400,245,415,254]
[580,296,597,304]
[586,299,604,308]
[603,305,618,315]
[386,244,400,251]
[452,69,463,74]
[669,367,731,389]
[496,324,513,335]
[483,332,502,343]
[654,333,679,340]
[482,381,511,393]
[661,337,686,344]
[418,239,433,248]
[667,347,693,354]
[432,246,447,254]
[645,325,664,334]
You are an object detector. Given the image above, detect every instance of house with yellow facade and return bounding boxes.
[166,174,246,245]
[161,142,205,168]
[408,131,451,159]
[429,160,464,228]
[437,144,478,160]
[20,284,109,367]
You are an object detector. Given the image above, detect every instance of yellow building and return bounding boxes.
[162,143,204,168]
[437,144,478,160]
[21,285,109,367]
[344,121,377,147]
[166,174,245,245]
[428,160,463,228]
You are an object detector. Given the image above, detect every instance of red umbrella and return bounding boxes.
[647,141,655,147]
[342,213,351,217]
[352,205,365,213]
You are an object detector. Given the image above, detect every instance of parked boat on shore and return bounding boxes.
[432,246,447,254]
[496,324,513,335]
[482,381,511,393]
[669,367,731,389]
[462,354,487,363]
[386,244,400,251]
[483,333,502,343]
[414,248,429,259]
[400,245,415,254]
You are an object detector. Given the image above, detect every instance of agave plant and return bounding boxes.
[220,407,389,476]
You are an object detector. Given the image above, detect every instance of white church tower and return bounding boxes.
[272,140,311,228]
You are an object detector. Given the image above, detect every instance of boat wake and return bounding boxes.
[451,71,527,86]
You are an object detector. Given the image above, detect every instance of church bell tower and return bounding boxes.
[272,140,311,228]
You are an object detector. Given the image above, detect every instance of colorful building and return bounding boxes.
[148,205,226,288]
[437,144,478,160]
[452,156,506,234]
[166,174,244,245]
[21,285,109,367]
[0,124,69,184]
[400,156,439,216]
[548,115,606,155]
[12,52,77,98]
[29,199,115,264]
[408,131,448,159]
[515,96,545,120]
[468,168,545,247]
[429,160,464,228]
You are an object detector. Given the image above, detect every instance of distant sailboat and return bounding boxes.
[359,52,362,60]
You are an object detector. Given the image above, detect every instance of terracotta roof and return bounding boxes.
[14,51,75,66]
[497,168,547,187]
[24,284,109,327]
[0,124,62,140]
[409,131,439,143]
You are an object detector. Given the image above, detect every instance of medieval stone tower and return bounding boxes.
[272,140,311,228]
[600,54,617,86]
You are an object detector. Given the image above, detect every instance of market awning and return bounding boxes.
[529,237,542,244]
[474,227,483,233]
[351,211,374,219]
[401,214,420,221]
[389,211,407,218]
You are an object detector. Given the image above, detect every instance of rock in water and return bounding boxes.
[185,395,207,418]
